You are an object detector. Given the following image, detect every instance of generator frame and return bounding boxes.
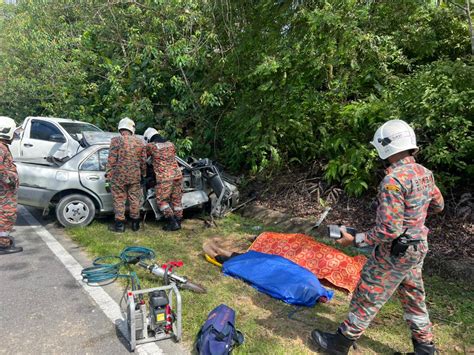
[126,283,182,351]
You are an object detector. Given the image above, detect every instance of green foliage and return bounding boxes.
[0,0,472,195]
[367,2,470,63]
[388,59,474,189]
[0,1,224,145]
[213,1,472,194]
[0,2,88,120]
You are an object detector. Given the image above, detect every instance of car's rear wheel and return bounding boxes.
[56,194,96,228]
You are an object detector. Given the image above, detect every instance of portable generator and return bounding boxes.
[126,284,182,351]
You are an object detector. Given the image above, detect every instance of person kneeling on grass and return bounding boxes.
[310,120,444,355]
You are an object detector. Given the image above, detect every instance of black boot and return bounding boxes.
[162,216,180,231]
[0,236,23,255]
[108,220,125,233]
[413,338,438,355]
[131,219,140,232]
[310,329,354,355]
[176,217,182,229]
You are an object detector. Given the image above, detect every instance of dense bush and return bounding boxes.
[389,59,474,190]
[213,1,473,194]
[0,1,223,155]
[0,1,472,195]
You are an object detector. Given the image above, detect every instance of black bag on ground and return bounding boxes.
[195,304,244,355]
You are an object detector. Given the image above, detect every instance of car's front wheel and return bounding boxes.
[56,194,96,228]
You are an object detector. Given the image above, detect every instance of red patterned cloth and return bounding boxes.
[249,232,367,293]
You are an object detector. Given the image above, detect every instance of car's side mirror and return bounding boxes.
[13,127,24,140]
[49,134,66,143]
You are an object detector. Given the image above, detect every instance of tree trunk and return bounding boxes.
[467,0,474,54]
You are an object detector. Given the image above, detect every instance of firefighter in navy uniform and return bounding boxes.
[0,116,23,255]
[144,128,183,231]
[311,120,444,355]
[106,118,147,233]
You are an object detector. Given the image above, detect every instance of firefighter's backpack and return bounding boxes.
[195,304,244,355]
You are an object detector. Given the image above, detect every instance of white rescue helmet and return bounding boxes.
[118,117,135,134]
[0,116,17,141]
[371,119,418,160]
[143,127,159,143]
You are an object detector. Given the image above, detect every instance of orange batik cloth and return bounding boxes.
[249,232,367,293]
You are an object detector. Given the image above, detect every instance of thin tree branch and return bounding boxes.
[466,0,474,54]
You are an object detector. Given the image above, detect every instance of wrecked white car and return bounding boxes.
[15,132,239,227]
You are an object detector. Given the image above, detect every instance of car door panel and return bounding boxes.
[22,120,69,159]
[78,148,112,212]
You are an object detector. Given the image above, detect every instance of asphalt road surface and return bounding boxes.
[0,206,187,355]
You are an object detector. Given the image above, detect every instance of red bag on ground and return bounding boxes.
[249,232,367,293]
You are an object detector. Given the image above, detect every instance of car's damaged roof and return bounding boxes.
[81,131,120,146]
[82,131,145,146]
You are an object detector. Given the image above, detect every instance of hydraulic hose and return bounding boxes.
[81,246,155,287]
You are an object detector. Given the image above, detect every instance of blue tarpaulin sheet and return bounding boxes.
[222,251,334,307]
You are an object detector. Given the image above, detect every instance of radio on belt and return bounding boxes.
[327,225,357,239]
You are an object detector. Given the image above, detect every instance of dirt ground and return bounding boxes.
[243,169,474,262]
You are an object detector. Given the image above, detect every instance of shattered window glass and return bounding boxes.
[98,149,109,171]
[80,152,100,171]
[80,148,109,171]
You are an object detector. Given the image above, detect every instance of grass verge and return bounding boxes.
[67,214,473,354]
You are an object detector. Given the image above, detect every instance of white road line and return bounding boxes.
[19,206,164,355]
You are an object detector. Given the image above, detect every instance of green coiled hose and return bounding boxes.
[81,246,155,289]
